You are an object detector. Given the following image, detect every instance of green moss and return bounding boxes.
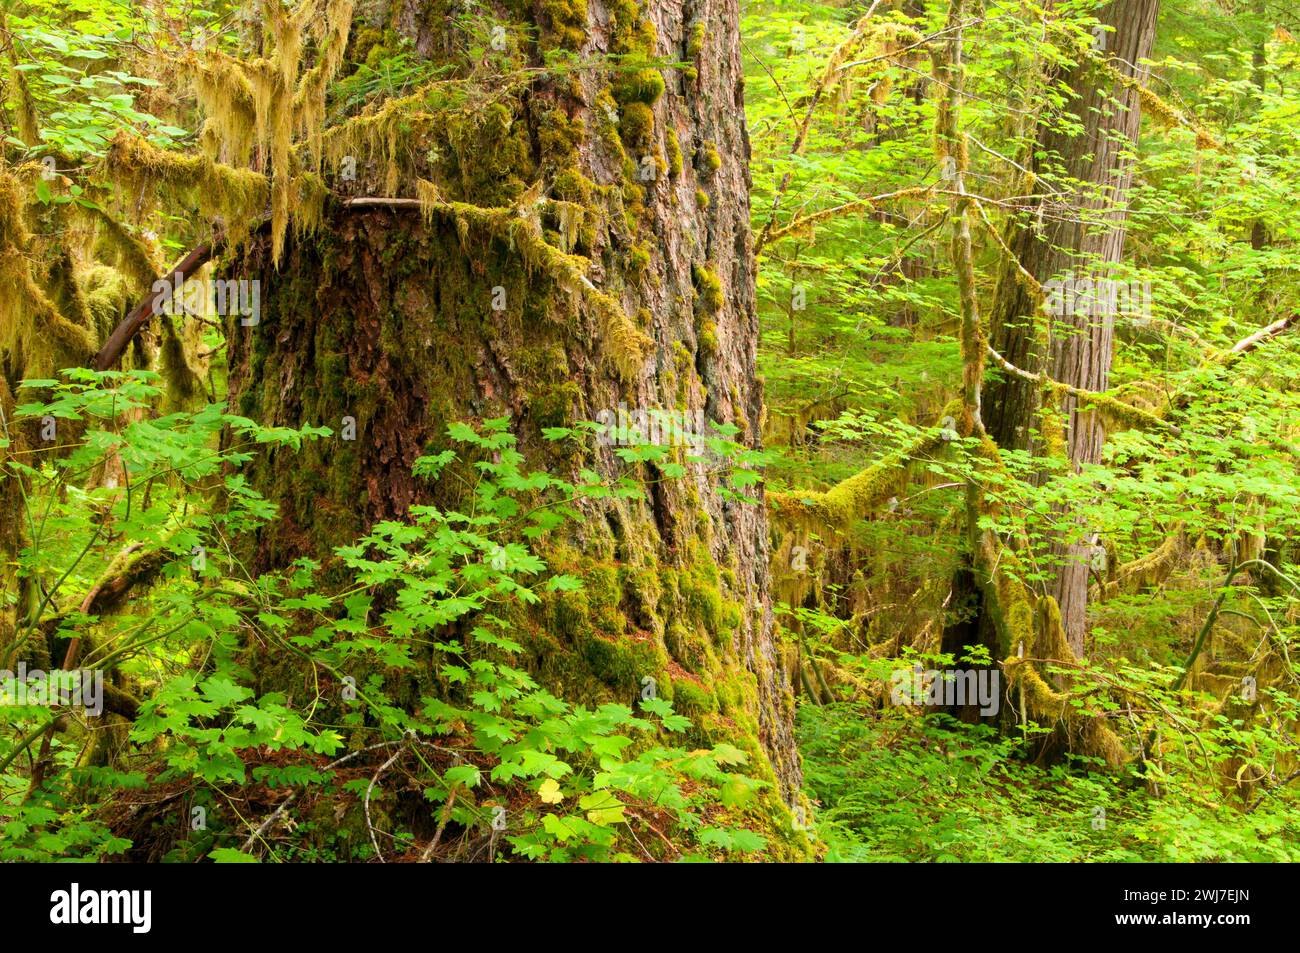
[613,68,666,106]
[621,179,647,229]
[608,0,657,56]
[350,25,381,48]
[680,566,722,633]
[766,402,960,530]
[691,263,724,314]
[671,677,718,716]
[698,319,718,356]
[618,101,655,150]
[364,42,391,67]
[695,188,709,210]
[445,102,534,205]
[528,380,583,429]
[538,109,585,167]
[628,244,651,274]
[80,264,133,339]
[541,0,588,49]
[687,20,707,59]
[699,141,722,173]
[619,563,664,637]
[550,169,602,251]
[665,127,683,178]
[664,623,713,674]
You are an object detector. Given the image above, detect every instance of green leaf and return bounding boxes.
[444,764,481,788]
[209,848,259,863]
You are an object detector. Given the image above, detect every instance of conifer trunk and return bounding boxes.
[983,0,1159,653]
[221,0,802,803]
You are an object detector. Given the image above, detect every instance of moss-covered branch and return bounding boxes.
[986,344,1178,434]
[766,403,957,530]
[759,186,933,250]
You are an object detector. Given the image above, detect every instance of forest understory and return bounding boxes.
[1,0,1298,865]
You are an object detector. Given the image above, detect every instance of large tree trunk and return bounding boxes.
[221,0,801,804]
[983,0,1159,653]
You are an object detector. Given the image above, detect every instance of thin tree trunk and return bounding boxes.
[983,0,1160,653]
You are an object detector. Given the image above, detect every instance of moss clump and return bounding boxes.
[691,263,723,314]
[628,244,651,274]
[621,179,647,231]
[408,193,650,380]
[608,0,657,56]
[687,20,707,59]
[699,141,722,173]
[80,264,133,339]
[89,207,162,292]
[665,126,683,178]
[613,68,665,106]
[445,101,534,205]
[552,167,597,206]
[664,622,714,674]
[538,109,585,167]
[581,634,667,694]
[350,27,384,63]
[618,101,655,150]
[364,41,395,68]
[671,677,718,717]
[527,558,671,698]
[103,133,268,239]
[541,0,588,49]
[679,562,723,633]
[159,316,204,406]
[529,380,583,429]
[698,319,718,356]
[695,188,709,209]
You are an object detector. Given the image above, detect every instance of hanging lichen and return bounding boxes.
[79,265,135,341]
[0,9,40,146]
[0,166,97,377]
[102,133,269,243]
[180,0,359,263]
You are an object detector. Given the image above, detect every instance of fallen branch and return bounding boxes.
[91,241,223,371]
[1227,313,1298,358]
[240,739,398,855]
[365,742,408,863]
[421,782,461,862]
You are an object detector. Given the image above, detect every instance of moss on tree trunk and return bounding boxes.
[221,0,802,810]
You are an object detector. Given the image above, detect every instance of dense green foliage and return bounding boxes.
[746,0,1300,860]
[2,0,1299,862]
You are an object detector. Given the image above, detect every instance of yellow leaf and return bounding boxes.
[538,778,564,804]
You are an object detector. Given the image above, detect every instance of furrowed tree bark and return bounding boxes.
[219,0,802,810]
[981,0,1159,653]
